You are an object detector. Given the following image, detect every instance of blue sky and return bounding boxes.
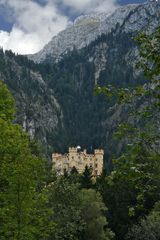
[0,0,146,54]
[0,0,146,31]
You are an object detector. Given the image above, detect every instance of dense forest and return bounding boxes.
[0,29,147,170]
[0,26,160,240]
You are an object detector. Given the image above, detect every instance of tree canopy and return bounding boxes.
[0,81,53,239]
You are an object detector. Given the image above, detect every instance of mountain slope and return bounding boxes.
[36,30,145,165]
[0,49,62,155]
[29,1,160,63]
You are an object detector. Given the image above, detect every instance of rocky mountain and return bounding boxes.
[1,1,160,166]
[0,50,62,155]
[29,1,160,63]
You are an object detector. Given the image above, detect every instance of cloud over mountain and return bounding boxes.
[0,0,68,54]
[0,0,118,54]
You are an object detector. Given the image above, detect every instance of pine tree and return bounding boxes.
[81,165,93,189]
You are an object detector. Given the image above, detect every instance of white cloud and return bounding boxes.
[0,0,68,54]
[0,0,118,54]
[0,28,43,54]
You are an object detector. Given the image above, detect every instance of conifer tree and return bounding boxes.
[81,165,93,189]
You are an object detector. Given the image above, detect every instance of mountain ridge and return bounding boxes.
[28,1,159,63]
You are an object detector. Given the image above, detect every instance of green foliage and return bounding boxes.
[97,168,138,239]
[135,27,160,80]
[0,81,53,239]
[81,165,93,189]
[96,26,160,239]
[99,142,160,238]
[126,201,160,240]
[48,178,85,240]
[0,81,15,121]
[80,189,114,240]
[95,85,133,104]
[68,166,81,184]
[48,177,114,240]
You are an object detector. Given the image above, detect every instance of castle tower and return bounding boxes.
[69,147,77,154]
[94,149,104,176]
[68,147,79,170]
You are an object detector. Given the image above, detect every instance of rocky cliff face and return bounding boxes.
[29,1,160,63]
[0,50,62,155]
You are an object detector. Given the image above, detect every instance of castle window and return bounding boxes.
[95,164,98,168]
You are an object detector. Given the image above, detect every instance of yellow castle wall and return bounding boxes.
[52,147,104,176]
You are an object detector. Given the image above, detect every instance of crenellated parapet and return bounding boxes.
[94,149,104,155]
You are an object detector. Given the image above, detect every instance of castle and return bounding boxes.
[52,146,104,176]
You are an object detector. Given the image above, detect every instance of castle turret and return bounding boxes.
[69,147,77,153]
[94,149,104,176]
[94,149,104,155]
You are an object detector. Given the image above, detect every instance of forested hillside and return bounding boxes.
[0,30,146,166]
[0,49,62,156]
[39,30,146,162]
